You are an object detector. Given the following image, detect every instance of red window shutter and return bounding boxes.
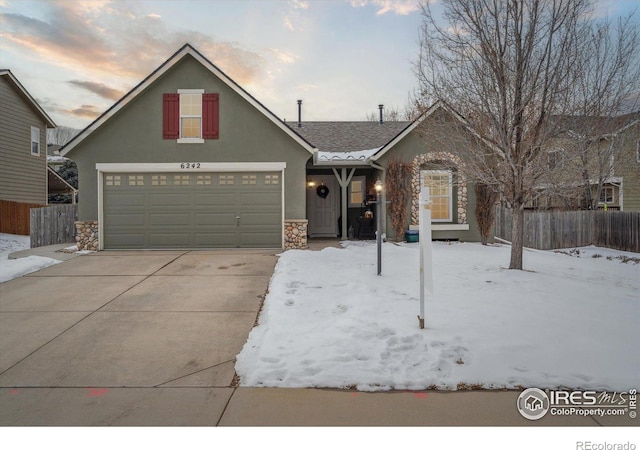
[202,93,219,139]
[163,93,180,139]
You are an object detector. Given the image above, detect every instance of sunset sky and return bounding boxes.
[1,0,638,130]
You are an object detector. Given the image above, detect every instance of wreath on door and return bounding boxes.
[316,184,330,198]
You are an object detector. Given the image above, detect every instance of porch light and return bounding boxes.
[307,179,316,187]
[375,179,383,192]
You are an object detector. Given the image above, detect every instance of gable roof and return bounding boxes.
[0,69,56,128]
[60,44,316,156]
[370,99,495,162]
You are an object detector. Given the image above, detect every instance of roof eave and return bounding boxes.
[0,70,56,128]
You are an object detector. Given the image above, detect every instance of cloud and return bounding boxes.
[349,0,420,16]
[65,104,102,119]
[282,0,310,31]
[67,80,124,101]
[290,0,309,9]
[268,48,298,65]
[283,15,295,31]
[0,0,268,86]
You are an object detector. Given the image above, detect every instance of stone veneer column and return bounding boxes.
[75,221,99,251]
[284,219,308,250]
[411,153,467,225]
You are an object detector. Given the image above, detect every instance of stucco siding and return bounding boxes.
[67,54,311,221]
[0,76,47,204]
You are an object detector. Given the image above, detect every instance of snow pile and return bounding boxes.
[0,233,62,283]
[236,242,639,391]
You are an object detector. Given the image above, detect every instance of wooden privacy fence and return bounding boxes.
[30,204,78,248]
[0,199,44,235]
[494,207,640,253]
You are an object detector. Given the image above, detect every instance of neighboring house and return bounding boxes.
[0,69,56,234]
[61,44,482,251]
[47,143,78,203]
[533,112,640,211]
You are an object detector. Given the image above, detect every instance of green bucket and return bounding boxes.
[405,230,419,242]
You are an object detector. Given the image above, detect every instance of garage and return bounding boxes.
[101,170,283,249]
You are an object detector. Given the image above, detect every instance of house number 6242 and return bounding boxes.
[180,163,201,169]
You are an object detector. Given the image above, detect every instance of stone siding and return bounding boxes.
[284,219,308,250]
[411,153,468,225]
[75,221,99,251]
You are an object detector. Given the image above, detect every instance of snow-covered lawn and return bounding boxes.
[0,233,62,283]
[236,241,639,392]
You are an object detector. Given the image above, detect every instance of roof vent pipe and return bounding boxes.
[379,104,384,124]
[297,100,302,128]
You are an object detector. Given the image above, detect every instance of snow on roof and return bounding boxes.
[47,155,69,163]
[316,147,380,162]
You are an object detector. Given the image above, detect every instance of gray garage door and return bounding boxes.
[103,172,282,249]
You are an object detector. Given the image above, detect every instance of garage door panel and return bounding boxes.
[194,192,236,207]
[149,193,192,208]
[149,212,191,226]
[240,212,282,227]
[105,213,146,227]
[103,171,282,249]
[195,212,237,226]
[105,233,147,248]
[149,233,192,247]
[105,192,146,207]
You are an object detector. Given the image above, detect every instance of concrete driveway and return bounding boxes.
[0,249,276,425]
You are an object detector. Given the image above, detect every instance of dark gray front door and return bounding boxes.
[103,172,282,249]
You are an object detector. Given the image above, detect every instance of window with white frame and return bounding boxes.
[599,186,614,204]
[349,176,366,207]
[421,170,453,222]
[179,90,203,140]
[30,126,40,156]
[547,148,564,169]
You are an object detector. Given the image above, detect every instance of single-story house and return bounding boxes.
[61,44,482,251]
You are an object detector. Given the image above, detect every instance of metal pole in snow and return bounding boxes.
[376,188,382,275]
[419,186,433,329]
[375,179,383,276]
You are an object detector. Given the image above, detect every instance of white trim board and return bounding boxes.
[409,224,470,231]
[95,162,287,173]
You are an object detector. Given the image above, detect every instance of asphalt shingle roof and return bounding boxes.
[287,121,411,153]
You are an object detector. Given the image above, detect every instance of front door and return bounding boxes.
[306,175,338,237]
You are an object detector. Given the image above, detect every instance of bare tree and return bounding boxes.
[47,126,79,146]
[554,16,640,210]
[414,0,628,269]
[385,159,413,241]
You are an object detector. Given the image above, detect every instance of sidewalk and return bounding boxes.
[8,242,80,262]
